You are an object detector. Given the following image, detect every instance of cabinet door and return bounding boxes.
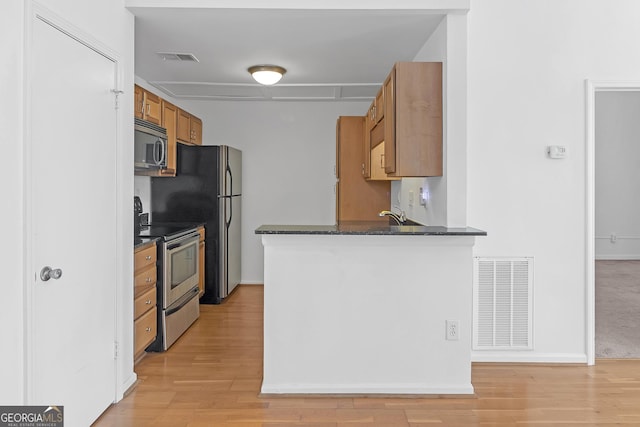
[190,115,202,145]
[177,108,191,143]
[375,87,384,124]
[160,100,177,176]
[134,85,144,119]
[134,307,157,359]
[385,62,442,177]
[336,116,390,223]
[362,114,371,179]
[143,90,162,125]
[383,69,396,174]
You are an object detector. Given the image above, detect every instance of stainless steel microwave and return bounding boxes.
[134,118,167,170]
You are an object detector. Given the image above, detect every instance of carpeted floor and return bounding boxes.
[596,260,640,358]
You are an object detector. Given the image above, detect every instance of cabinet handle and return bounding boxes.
[145,277,152,282]
[145,255,152,260]
[145,327,152,332]
[145,299,152,304]
[380,153,385,168]
[146,104,150,115]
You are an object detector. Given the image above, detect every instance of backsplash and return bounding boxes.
[391,177,446,226]
[134,175,152,221]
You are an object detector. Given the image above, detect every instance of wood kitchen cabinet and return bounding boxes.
[177,108,203,145]
[383,62,442,177]
[159,100,177,176]
[365,117,398,182]
[197,226,205,298]
[336,116,390,223]
[134,241,158,363]
[134,84,161,125]
[190,116,202,145]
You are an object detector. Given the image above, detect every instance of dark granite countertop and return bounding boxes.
[134,236,160,250]
[255,222,486,236]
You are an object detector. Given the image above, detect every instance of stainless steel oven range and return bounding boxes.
[138,224,200,352]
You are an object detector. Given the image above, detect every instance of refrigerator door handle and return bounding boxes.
[225,164,233,227]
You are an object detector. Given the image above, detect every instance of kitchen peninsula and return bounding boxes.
[256,223,486,395]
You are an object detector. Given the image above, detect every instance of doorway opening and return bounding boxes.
[586,81,640,364]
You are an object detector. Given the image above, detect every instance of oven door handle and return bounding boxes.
[166,234,199,250]
[165,287,198,316]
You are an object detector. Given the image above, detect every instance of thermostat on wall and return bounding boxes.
[547,145,567,159]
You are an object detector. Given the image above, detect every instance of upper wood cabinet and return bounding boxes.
[383,62,442,177]
[365,114,398,182]
[177,108,191,142]
[159,100,177,177]
[374,87,384,125]
[177,108,202,145]
[134,84,161,125]
[366,87,385,129]
[336,116,390,223]
[190,115,202,145]
[133,86,204,174]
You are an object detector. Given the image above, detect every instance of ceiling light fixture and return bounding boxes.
[248,65,286,86]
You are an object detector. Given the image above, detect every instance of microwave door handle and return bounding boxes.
[155,139,165,165]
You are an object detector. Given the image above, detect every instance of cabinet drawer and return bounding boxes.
[134,244,156,272]
[134,286,156,319]
[134,264,156,288]
[134,306,157,357]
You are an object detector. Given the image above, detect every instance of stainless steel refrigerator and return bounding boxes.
[151,145,242,304]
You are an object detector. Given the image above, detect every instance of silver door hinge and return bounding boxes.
[111,89,124,109]
[114,341,119,359]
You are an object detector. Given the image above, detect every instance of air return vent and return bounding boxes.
[156,52,199,62]
[473,257,533,350]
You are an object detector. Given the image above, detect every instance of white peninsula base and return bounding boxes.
[258,227,483,396]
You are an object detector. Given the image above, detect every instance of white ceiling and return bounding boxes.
[130,8,444,101]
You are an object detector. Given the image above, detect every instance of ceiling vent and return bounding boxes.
[156,52,199,62]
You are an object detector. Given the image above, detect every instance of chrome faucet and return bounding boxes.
[379,210,406,225]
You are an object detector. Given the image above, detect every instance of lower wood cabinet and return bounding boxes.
[134,241,158,363]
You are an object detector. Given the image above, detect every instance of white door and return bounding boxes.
[28,15,117,426]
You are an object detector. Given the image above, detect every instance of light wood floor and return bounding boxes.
[94,285,640,426]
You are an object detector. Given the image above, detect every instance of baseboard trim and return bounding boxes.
[595,255,640,260]
[119,373,138,401]
[471,352,588,364]
[261,383,475,395]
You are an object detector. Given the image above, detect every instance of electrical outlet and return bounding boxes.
[446,320,459,341]
[408,190,414,207]
[610,234,617,243]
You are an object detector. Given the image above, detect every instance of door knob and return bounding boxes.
[40,266,63,281]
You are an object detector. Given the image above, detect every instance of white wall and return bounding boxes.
[595,92,640,260]
[392,13,468,228]
[467,0,640,362]
[2,0,135,403]
[1,0,26,405]
[176,99,369,283]
[392,16,448,225]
